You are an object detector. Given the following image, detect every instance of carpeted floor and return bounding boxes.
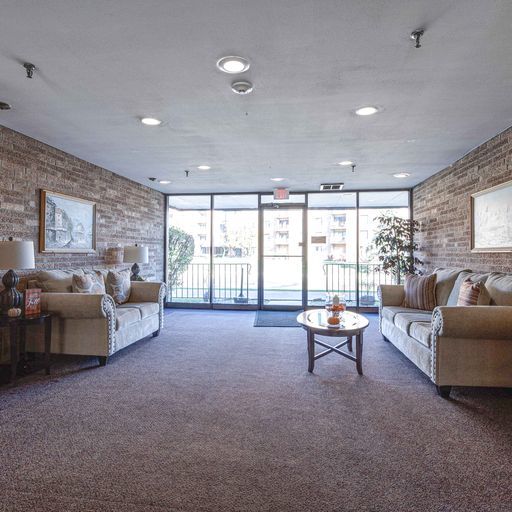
[0,310,511,512]
[253,310,302,327]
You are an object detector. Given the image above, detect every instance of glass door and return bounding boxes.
[262,207,304,308]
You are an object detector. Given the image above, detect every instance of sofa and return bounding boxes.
[378,268,512,398]
[27,269,166,366]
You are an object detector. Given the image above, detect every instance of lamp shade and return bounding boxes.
[123,245,149,264]
[0,240,35,269]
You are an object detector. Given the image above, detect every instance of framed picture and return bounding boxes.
[39,190,96,253]
[471,179,512,252]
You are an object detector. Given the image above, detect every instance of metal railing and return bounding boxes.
[169,262,252,303]
[323,262,396,306]
[169,261,395,306]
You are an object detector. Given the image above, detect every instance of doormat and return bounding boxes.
[254,310,302,327]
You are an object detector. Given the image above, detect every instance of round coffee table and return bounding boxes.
[296,309,369,374]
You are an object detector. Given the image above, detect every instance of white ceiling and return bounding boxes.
[1,0,512,194]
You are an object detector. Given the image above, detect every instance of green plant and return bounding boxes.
[372,213,422,284]
[168,226,195,287]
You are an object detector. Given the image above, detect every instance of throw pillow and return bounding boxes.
[72,273,106,294]
[457,278,491,306]
[106,269,131,304]
[403,273,437,311]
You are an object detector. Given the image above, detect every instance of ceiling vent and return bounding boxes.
[320,183,344,191]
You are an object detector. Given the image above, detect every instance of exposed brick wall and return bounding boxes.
[413,126,512,273]
[0,125,165,281]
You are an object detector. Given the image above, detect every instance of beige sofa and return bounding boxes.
[28,269,166,366]
[378,268,512,398]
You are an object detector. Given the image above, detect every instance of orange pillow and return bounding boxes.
[457,278,488,306]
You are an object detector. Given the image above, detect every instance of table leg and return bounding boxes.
[355,332,363,375]
[347,336,353,352]
[307,329,315,373]
[44,317,52,375]
[9,322,18,383]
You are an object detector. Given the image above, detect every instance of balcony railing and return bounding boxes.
[322,262,396,306]
[168,261,396,306]
[169,262,252,303]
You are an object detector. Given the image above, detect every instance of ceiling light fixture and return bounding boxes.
[141,117,162,126]
[355,106,379,116]
[216,56,250,74]
[338,160,354,166]
[158,180,171,184]
[393,172,410,178]
[0,101,12,110]
[197,165,211,170]
[271,178,284,182]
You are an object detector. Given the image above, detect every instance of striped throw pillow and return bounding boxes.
[457,278,487,306]
[403,274,437,311]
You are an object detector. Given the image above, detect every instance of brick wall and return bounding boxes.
[0,125,165,281]
[413,126,512,273]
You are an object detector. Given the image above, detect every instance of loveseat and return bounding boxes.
[27,269,166,366]
[378,268,512,398]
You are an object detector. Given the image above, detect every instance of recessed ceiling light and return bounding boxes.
[271,178,284,182]
[338,160,354,166]
[141,117,162,126]
[393,172,410,179]
[355,106,379,116]
[216,56,250,74]
[158,180,171,184]
[197,165,211,170]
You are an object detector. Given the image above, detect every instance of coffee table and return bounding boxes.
[296,309,369,374]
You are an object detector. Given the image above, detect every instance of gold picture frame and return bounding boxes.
[471,179,512,253]
[39,190,96,253]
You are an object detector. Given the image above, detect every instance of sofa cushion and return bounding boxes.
[106,269,131,304]
[36,269,85,293]
[485,273,512,305]
[118,302,158,319]
[381,306,429,323]
[72,273,106,294]
[447,271,491,306]
[409,321,432,348]
[116,307,141,330]
[403,274,437,311]
[394,311,433,336]
[457,278,491,306]
[433,268,471,306]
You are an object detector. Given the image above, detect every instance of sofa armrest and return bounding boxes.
[129,281,166,304]
[42,293,116,320]
[432,306,512,340]
[377,285,405,307]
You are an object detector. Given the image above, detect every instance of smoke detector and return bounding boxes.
[231,81,253,95]
[320,183,344,191]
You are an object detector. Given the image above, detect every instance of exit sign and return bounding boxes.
[274,188,289,200]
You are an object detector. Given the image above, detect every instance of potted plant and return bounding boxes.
[372,213,422,284]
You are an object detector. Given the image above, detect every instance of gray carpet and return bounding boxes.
[0,310,511,512]
[254,310,302,327]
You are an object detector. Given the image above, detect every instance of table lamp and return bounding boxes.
[124,244,149,281]
[0,238,36,312]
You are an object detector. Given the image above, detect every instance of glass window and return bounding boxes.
[358,192,410,307]
[307,193,357,306]
[212,195,258,305]
[167,196,211,303]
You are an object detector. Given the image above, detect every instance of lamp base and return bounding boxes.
[130,263,145,282]
[0,269,23,313]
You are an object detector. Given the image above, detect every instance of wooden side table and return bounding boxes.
[0,313,52,383]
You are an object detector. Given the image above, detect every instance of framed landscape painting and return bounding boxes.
[471,180,512,252]
[39,190,96,253]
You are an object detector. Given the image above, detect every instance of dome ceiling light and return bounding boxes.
[216,56,250,74]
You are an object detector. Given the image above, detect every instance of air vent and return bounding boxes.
[320,183,344,191]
